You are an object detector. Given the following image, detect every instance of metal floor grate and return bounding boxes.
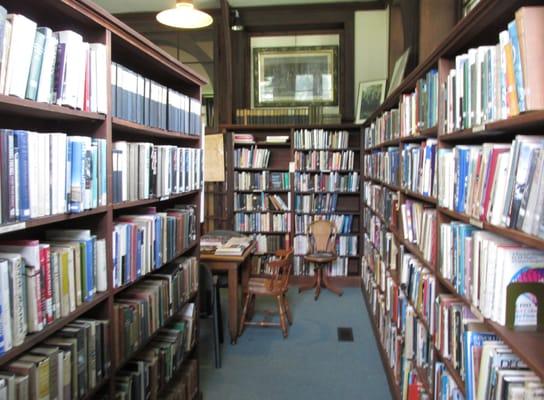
[337,327,354,342]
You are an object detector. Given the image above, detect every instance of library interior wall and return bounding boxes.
[354,8,390,117]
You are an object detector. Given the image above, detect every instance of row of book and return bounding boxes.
[234,171,290,191]
[234,212,290,233]
[293,256,350,277]
[1,318,110,400]
[293,234,358,257]
[112,206,197,289]
[113,262,197,366]
[115,317,195,399]
[293,129,351,149]
[442,7,544,133]
[233,147,271,169]
[399,69,439,137]
[294,193,341,214]
[365,147,400,186]
[293,150,355,171]
[434,296,544,399]
[400,200,437,264]
[364,108,401,149]
[0,229,107,354]
[0,10,107,113]
[437,136,544,238]
[401,140,437,199]
[294,214,354,235]
[112,63,201,135]
[363,182,398,224]
[439,221,544,327]
[234,193,290,212]
[253,234,288,256]
[0,130,107,224]
[112,142,202,204]
[234,106,337,126]
[294,172,359,193]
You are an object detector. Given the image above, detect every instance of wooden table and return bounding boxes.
[200,242,255,344]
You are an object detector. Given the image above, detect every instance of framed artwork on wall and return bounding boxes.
[356,79,387,123]
[388,47,411,97]
[252,45,339,107]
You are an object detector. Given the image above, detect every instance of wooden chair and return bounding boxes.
[238,248,293,338]
[298,220,343,300]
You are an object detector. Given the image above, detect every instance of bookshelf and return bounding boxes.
[361,0,544,399]
[0,0,205,399]
[223,124,363,286]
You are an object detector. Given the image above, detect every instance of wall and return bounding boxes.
[354,9,389,116]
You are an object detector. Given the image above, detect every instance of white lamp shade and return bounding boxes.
[156,2,213,29]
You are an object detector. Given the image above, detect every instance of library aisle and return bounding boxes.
[199,288,390,400]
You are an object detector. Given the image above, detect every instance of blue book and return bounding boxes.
[457,224,476,297]
[155,215,162,267]
[464,329,498,400]
[136,228,143,277]
[69,139,83,213]
[508,20,526,113]
[124,224,131,285]
[455,147,469,213]
[14,131,30,220]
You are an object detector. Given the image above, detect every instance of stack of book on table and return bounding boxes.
[214,237,251,256]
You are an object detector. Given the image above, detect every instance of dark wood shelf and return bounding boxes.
[234,167,289,172]
[0,292,109,365]
[112,191,200,210]
[234,141,290,147]
[400,188,438,205]
[435,350,466,395]
[363,176,401,192]
[414,365,433,397]
[81,377,110,400]
[399,126,438,142]
[112,117,200,141]
[235,189,290,193]
[222,123,362,130]
[365,138,400,152]
[438,207,544,250]
[0,94,106,122]
[294,147,358,152]
[113,241,198,295]
[440,110,544,142]
[301,169,357,173]
[0,206,108,236]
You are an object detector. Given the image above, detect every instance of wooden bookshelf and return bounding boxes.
[361,0,544,396]
[0,0,205,398]
[224,125,363,284]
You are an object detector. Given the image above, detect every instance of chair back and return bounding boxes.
[199,263,215,317]
[267,248,293,292]
[308,220,337,254]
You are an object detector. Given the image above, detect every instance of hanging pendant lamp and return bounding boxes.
[156,1,213,29]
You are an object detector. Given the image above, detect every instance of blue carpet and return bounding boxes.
[199,287,392,400]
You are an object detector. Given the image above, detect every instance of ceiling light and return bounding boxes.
[156,1,213,29]
[231,9,244,31]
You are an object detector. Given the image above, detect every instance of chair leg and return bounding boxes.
[283,293,292,325]
[216,286,224,344]
[322,265,343,297]
[212,291,221,369]
[248,294,256,321]
[277,295,288,338]
[314,268,322,300]
[239,292,251,337]
[298,267,318,294]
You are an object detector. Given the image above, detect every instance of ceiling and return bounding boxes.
[93,0,376,14]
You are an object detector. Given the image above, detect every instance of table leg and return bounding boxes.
[241,257,254,319]
[228,265,239,344]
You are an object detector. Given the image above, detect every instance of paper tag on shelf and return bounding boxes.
[473,124,485,132]
[289,162,295,173]
[160,196,168,201]
[469,217,484,229]
[0,222,26,235]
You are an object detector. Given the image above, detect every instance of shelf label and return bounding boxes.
[473,124,485,133]
[289,162,295,173]
[0,222,26,234]
[469,217,484,229]
[160,196,168,201]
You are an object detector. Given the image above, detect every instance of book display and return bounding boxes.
[361,1,544,399]
[0,0,204,398]
[225,125,362,285]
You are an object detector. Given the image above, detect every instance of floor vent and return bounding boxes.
[337,327,354,342]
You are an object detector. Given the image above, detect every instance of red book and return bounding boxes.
[39,244,53,325]
[481,147,510,221]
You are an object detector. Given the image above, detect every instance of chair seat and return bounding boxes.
[304,252,337,264]
[248,277,284,295]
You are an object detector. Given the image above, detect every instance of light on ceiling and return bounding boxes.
[156,1,213,29]
[231,9,244,31]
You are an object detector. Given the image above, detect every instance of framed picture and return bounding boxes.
[388,47,411,97]
[356,80,387,124]
[253,45,339,107]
